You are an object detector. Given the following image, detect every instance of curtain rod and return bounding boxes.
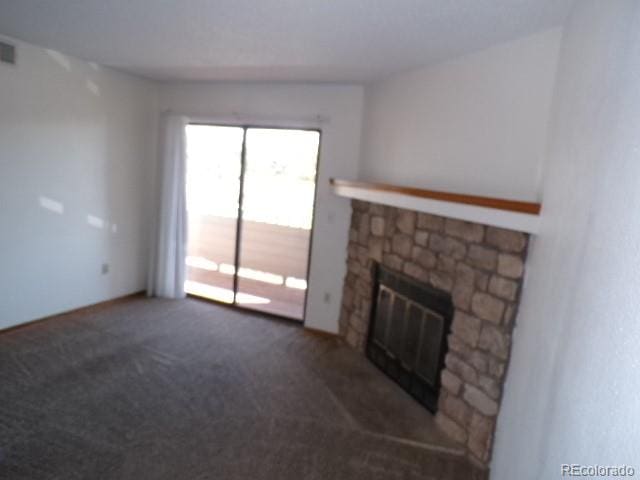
[161,109,330,127]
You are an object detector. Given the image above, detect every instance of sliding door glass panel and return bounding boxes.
[237,128,320,319]
[185,125,244,303]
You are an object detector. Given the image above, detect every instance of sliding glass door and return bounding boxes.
[237,128,319,319]
[184,125,244,304]
[184,124,320,321]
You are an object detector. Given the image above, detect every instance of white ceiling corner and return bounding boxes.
[0,0,575,83]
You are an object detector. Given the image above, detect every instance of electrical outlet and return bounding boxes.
[323,292,331,304]
[0,41,16,65]
[101,263,109,275]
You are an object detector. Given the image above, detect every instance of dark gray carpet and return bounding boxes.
[0,297,485,479]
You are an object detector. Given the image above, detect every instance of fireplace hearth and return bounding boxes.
[367,264,453,413]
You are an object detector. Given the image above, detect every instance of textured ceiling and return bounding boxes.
[0,0,574,83]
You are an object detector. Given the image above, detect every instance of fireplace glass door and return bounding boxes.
[367,265,453,412]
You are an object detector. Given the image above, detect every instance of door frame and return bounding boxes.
[185,122,322,324]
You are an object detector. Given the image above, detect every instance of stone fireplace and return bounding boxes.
[339,199,529,465]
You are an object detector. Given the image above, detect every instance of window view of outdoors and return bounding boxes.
[184,124,319,320]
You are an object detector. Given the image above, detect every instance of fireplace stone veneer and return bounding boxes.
[339,200,529,465]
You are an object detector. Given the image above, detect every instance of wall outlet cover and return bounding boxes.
[0,42,16,65]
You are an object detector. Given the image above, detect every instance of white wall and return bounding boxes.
[159,83,364,333]
[360,28,562,201]
[493,1,640,477]
[0,36,157,330]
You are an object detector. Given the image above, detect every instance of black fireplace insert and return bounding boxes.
[366,264,453,413]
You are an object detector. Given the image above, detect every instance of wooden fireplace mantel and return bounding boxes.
[330,178,541,234]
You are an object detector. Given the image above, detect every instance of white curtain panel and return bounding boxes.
[147,114,188,299]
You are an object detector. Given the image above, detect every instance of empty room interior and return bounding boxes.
[2,1,640,479]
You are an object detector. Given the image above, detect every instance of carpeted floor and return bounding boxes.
[0,296,486,479]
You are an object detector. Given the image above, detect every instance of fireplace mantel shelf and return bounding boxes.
[330,178,541,234]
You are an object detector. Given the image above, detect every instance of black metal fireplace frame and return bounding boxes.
[366,263,454,413]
